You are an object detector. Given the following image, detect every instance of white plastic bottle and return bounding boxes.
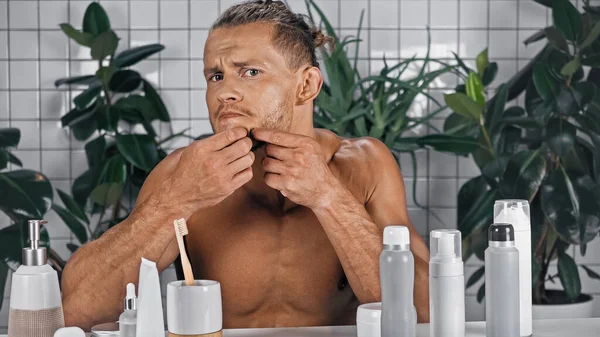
[429,229,465,337]
[485,223,520,337]
[119,283,137,337]
[494,200,532,337]
[380,226,415,337]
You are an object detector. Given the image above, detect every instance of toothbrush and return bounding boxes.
[173,218,195,286]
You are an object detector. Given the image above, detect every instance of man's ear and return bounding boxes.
[296,66,322,105]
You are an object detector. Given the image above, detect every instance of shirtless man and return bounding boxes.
[60,0,430,330]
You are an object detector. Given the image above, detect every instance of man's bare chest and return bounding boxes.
[182,200,353,317]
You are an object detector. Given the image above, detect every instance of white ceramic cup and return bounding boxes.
[167,280,223,335]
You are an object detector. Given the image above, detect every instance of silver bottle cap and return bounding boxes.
[22,219,47,266]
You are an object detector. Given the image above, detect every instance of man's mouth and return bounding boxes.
[219,111,244,119]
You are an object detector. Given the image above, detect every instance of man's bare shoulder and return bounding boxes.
[316,129,401,201]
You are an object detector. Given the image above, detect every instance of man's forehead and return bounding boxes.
[203,23,284,67]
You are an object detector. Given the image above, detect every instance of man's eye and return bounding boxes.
[244,69,260,77]
[210,74,223,82]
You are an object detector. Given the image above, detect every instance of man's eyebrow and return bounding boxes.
[204,66,220,76]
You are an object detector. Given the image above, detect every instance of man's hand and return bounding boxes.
[164,127,255,213]
[252,128,340,209]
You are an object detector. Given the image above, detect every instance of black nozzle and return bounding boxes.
[488,223,515,242]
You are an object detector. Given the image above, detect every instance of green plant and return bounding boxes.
[0,128,57,311]
[304,0,476,209]
[52,3,188,250]
[0,2,185,307]
[439,0,600,304]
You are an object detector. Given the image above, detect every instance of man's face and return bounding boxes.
[203,23,298,135]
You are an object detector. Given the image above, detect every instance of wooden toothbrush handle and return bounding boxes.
[175,234,195,286]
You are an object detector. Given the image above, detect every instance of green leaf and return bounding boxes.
[60,102,98,128]
[113,44,165,68]
[90,30,119,60]
[451,52,473,75]
[535,0,553,8]
[533,62,560,101]
[416,135,479,156]
[552,0,584,41]
[0,224,23,264]
[477,284,485,303]
[0,170,53,220]
[524,29,547,46]
[443,113,479,137]
[466,266,485,289]
[481,62,498,86]
[488,84,509,132]
[84,135,106,168]
[95,105,120,132]
[99,155,127,184]
[444,93,482,121]
[556,87,582,116]
[466,72,486,106]
[54,75,99,88]
[115,94,158,123]
[500,150,547,200]
[51,204,88,244]
[74,83,102,110]
[476,48,489,75]
[587,68,600,85]
[581,20,600,50]
[109,70,142,93]
[541,168,600,245]
[0,150,8,170]
[561,58,582,76]
[116,134,159,172]
[96,65,116,88]
[581,265,600,280]
[507,46,549,101]
[72,167,102,207]
[575,81,597,105]
[459,188,499,238]
[56,189,89,224]
[545,27,570,54]
[59,23,94,47]
[0,128,20,148]
[0,262,8,312]
[90,183,123,207]
[482,155,511,180]
[496,126,522,155]
[458,176,489,232]
[82,2,111,36]
[557,250,582,300]
[7,151,22,167]
[547,118,577,156]
[143,80,170,122]
[72,118,98,142]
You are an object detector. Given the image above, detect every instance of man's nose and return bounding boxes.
[217,78,243,103]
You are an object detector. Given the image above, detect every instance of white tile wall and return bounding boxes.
[1,0,599,329]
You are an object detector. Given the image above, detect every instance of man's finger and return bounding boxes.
[264,144,291,161]
[221,137,252,163]
[252,128,303,148]
[228,151,255,175]
[262,157,285,174]
[210,127,248,150]
[264,172,283,190]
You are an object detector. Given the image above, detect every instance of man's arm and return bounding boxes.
[252,129,430,322]
[309,139,430,323]
[61,150,185,330]
[61,128,254,330]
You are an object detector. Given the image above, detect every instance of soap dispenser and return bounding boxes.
[8,219,65,337]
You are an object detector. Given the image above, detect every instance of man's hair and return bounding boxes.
[211,0,334,70]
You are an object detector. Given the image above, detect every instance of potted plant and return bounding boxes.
[433,0,600,319]
[0,2,185,307]
[305,0,473,209]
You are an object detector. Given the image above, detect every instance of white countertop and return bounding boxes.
[1,318,599,336]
